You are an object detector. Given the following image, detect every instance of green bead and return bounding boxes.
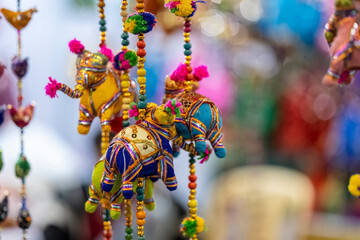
[184,50,192,56]
[138,101,147,109]
[122,32,129,39]
[123,121,130,128]
[136,187,144,194]
[136,193,145,201]
[138,95,147,101]
[184,43,192,50]
[100,26,106,32]
[122,40,130,46]
[99,19,106,26]
[125,234,133,240]
[103,209,110,221]
[15,156,30,179]
[126,227,133,234]
[138,236,145,240]
[0,149,3,171]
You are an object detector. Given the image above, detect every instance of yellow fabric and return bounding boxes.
[348,174,360,197]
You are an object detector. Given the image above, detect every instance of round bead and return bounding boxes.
[184,32,190,38]
[186,56,192,61]
[184,43,192,50]
[188,200,197,208]
[137,219,146,226]
[137,193,145,201]
[103,230,112,238]
[136,210,146,219]
[121,74,130,80]
[137,77,146,84]
[186,66,193,73]
[123,98,131,104]
[136,187,144,194]
[98,1,105,7]
[184,50,192,56]
[184,27,191,33]
[138,101,147,109]
[122,32,129,39]
[139,89,146,95]
[99,19,106,26]
[122,40,130,46]
[124,92,131,97]
[189,175,197,182]
[123,104,130,110]
[186,73,193,80]
[190,208,197,214]
[138,236,145,240]
[138,95,147,101]
[121,81,130,88]
[189,182,197,189]
[190,169,195,175]
[137,49,146,57]
[137,69,146,77]
[123,121,130,128]
[136,3,144,9]
[125,235,133,240]
[184,21,191,27]
[100,26,106,32]
[126,227,133,234]
[137,41,146,48]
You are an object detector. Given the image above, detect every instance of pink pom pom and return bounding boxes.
[45,77,62,98]
[68,38,85,54]
[193,65,209,81]
[122,60,131,70]
[170,63,187,82]
[100,45,114,62]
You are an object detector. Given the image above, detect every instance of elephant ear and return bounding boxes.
[145,103,158,114]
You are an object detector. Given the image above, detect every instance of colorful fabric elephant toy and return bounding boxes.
[164,64,226,159]
[101,101,181,199]
[45,39,136,153]
[322,0,360,87]
[85,159,155,220]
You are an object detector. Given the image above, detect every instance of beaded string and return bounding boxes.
[183,18,193,93]
[134,0,147,238]
[188,153,198,240]
[98,0,106,47]
[119,0,134,239]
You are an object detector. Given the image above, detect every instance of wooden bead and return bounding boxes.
[189,175,197,182]
[124,92,131,97]
[98,1,105,7]
[188,200,197,208]
[185,73,193,80]
[137,41,146,48]
[137,69,146,77]
[137,219,145,226]
[186,66,193,73]
[190,208,197,214]
[136,210,146,219]
[140,89,146,95]
[136,3,144,9]
[189,182,197,189]
[137,77,146,84]
[190,169,195,174]
[137,49,146,57]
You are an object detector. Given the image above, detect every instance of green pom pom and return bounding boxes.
[124,51,138,66]
[0,149,3,171]
[181,218,197,237]
[85,201,97,213]
[110,210,121,220]
[15,156,30,179]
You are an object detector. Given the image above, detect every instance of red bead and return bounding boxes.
[185,73,193,81]
[103,230,112,239]
[189,182,197,189]
[184,27,191,33]
[184,21,191,27]
[137,49,146,57]
[189,175,197,182]
[186,66,193,73]
[137,41,146,49]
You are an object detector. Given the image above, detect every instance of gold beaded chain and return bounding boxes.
[188,153,198,240]
[98,0,106,47]
[183,18,193,93]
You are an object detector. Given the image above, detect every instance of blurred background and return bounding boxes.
[1,0,360,239]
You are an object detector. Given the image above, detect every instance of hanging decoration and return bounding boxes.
[1,1,37,239]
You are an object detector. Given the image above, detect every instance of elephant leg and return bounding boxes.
[78,105,93,135]
[162,159,177,191]
[190,119,207,154]
[122,180,135,199]
[85,190,100,214]
[110,201,122,220]
[144,178,155,211]
[322,58,344,87]
[209,130,226,158]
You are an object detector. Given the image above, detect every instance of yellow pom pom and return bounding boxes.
[195,216,205,233]
[124,19,136,33]
[177,0,193,17]
[348,174,360,197]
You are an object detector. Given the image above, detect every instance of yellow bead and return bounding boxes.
[121,10,128,17]
[188,200,197,208]
[184,37,190,42]
[123,98,131,104]
[190,169,195,174]
[123,104,130,110]
[190,189,196,195]
[138,35,145,40]
[190,208,197,214]
[140,84,146,89]
[121,81,130,88]
[124,92,131,97]
[139,89,146,95]
[184,33,190,38]
[186,56,191,61]
[137,77,146,84]
[137,69,146,77]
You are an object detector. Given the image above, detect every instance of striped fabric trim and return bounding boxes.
[80,104,94,120]
[79,120,92,126]
[89,197,100,204]
[60,84,83,98]
[100,91,122,118]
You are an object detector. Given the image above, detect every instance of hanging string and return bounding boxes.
[98,0,106,47]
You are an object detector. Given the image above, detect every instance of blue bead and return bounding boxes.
[137,193,145,201]
[100,26,106,32]
[138,101,147,109]
[138,95,147,101]
[184,50,192,56]
[122,32,129,39]
[122,40,130,46]
[184,43,191,50]
[99,19,106,26]
[136,187,144,194]
[138,236,145,240]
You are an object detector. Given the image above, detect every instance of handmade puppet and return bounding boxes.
[322,0,360,87]
[101,100,181,199]
[45,39,136,153]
